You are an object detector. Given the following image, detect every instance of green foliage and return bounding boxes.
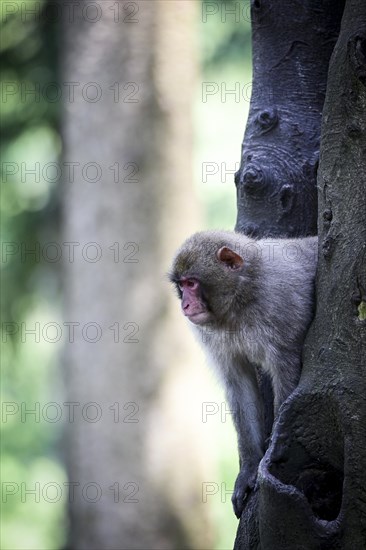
[196,2,252,232]
[200,0,252,68]
[358,301,366,321]
[1,1,251,548]
[1,2,64,547]
[1,0,61,324]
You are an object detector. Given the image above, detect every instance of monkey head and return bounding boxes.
[169,231,260,327]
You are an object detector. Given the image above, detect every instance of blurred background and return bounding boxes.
[1,1,251,548]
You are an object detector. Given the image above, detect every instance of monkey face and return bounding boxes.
[169,231,255,327]
[176,276,212,325]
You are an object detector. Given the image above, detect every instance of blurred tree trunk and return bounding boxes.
[61,1,214,549]
[235,0,366,548]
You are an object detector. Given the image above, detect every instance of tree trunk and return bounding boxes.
[235,0,344,238]
[235,0,366,548]
[61,2,213,549]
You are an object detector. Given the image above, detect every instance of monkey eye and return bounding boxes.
[178,278,198,290]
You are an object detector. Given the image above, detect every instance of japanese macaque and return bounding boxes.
[169,230,317,518]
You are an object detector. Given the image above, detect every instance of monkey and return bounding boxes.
[169,230,317,518]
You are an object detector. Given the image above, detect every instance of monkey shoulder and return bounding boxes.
[258,237,317,302]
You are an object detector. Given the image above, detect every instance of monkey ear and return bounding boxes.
[216,247,244,270]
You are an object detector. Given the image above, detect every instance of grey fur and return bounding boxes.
[170,230,318,517]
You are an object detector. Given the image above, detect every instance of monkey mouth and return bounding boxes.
[185,311,211,325]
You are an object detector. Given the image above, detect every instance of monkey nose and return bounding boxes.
[182,298,191,313]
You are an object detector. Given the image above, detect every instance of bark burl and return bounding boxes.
[235,0,344,238]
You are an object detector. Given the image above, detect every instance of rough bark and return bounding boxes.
[235,0,344,238]
[61,2,213,549]
[235,0,366,548]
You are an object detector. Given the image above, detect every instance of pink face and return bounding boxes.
[178,277,210,325]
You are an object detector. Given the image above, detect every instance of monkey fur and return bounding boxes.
[169,230,317,518]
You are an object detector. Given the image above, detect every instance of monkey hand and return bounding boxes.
[231,466,257,519]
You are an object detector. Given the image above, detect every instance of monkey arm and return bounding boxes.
[225,363,265,518]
